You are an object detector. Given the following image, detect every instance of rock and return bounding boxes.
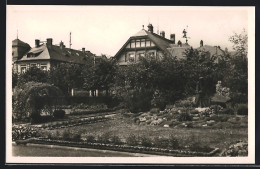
[193,117,200,120]
[139,117,146,122]
[163,124,170,128]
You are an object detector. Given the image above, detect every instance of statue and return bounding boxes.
[195,77,206,107]
[182,29,187,38]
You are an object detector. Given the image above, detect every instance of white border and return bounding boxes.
[6,6,255,164]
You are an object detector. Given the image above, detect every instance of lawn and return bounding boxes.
[38,113,248,152]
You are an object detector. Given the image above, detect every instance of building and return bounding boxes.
[14,38,94,73]
[114,24,191,65]
[12,39,31,73]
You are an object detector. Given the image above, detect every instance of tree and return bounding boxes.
[48,63,85,95]
[13,82,64,123]
[17,66,49,86]
[229,29,248,58]
[82,58,117,95]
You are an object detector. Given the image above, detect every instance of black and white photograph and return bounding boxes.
[6,5,255,164]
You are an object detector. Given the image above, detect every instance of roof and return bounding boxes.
[17,44,94,64]
[167,45,191,60]
[12,39,31,48]
[196,45,225,57]
[115,29,176,59]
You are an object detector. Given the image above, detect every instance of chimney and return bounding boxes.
[147,24,153,33]
[35,39,40,47]
[170,34,175,44]
[177,40,182,47]
[82,48,85,54]
[46,38,53,46]
[200,40,203,47]
[160,31,165,38]
[60,41,64,49]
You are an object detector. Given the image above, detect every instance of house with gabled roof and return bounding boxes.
[15,38,94,73]
[114,23,191,65]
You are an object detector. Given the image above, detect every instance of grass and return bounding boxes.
[38,113,248,152]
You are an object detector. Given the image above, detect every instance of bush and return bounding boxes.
[219,108,234,115]
[86,135,95,143]
[53,110,65,119]
[169,135,179,149]
[72,133,81,142]
[126,134,138,146]
[178,112,192,122]
[97,132,110,144]
[30,113,42,124]
[189,142,213,152]
[62,130,71,141]
[153,137,169,148]
[150,108,160,114]
[140,136,152,147]
[111,135,123,145]
[237,104,248,115]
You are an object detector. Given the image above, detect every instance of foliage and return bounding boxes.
[140,136,153,147]
[86,135,96,143]
[12,71,18,88]
[126,134,138,146]
[178,112,192,122]
[83,58,117,93]
[17,66,49,86]
[12,82,64,122]
[111,135,123,145]
[12,125,38,141]
[48,63,85,95]
[153,137,169,148]
[97,132,110,144]
[53,110,66,119]
[169,135,179,149]
[237,104,248,115]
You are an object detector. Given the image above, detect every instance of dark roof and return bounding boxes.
[17,44,94,64]
[12,39,31,48]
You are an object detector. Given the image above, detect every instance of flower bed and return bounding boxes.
[22,137,220,157]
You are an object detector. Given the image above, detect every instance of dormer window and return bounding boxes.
[27,53,34,58]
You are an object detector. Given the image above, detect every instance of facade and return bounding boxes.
[12,39,31,73]
[114,24,191,65]
[14,38,94,73]
[114,24,227,65]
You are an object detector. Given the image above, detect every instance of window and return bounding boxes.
[129,54,135,62]
[126,43,131,48]
[40,64,47,71]
[141,39,146,47]
[136,40,141,48]
[139,53,145,58]
[150,41,155,46]
[130,40,135,48]
[146,40,151,47]
[30,63,37,67]
[21,65,27,73]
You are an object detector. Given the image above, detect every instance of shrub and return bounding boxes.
[86,135,95,143]
[153,137,169,148]
[178,112,192,122]
[53,110,65,119]
[169,135,179,149]
[219,108,234,115]
[237,104,248,115]
[140,136,152,147]
[111,135,123,145]
[150,108,160,114]
[62,130,71,141]
[126,134,138,146]
[97,132,110,144]
[189,142,213,152]
[72,133,81,142]
[30,113,42,124]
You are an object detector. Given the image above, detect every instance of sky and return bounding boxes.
[7,6,251,56]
